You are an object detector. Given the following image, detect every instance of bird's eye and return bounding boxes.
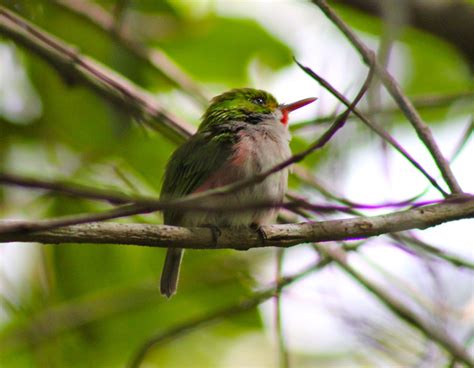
[253,97,265,105]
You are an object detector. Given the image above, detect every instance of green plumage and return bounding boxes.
[160,131,235,225]
[160,88,278,224]
[200,88,278,130]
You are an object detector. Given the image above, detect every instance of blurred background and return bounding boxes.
[0,0,473,367]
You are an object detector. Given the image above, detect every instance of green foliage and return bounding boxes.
[157,16,293,85]
[401,31,471,94]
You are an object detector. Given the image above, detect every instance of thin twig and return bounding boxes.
[321,245,473,366]
[0,204,155,235]
[0,172,138,205]
[450,119,473,162]
[294,59,448,197]
[0,6,193,143]
[287,188,432,211]
[312,0,463,194]
[291,91,474,131]
[275,248,290,368]
[392,233,474,270]
[54,0,209,105]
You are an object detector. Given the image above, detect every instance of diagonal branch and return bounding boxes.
[54,0,210,106]
[392,233,474,271]
[291,91,474,131]
[312,0,463,195]
[295,59,448,197]
[323,245,474,366]
[0,6,194,143]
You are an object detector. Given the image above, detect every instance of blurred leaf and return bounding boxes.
[401,30,472,95]
[158,16,293,84]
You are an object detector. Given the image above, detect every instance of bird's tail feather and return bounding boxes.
[160,248,184,298]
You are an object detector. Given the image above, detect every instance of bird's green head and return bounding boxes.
[199,88,316,131]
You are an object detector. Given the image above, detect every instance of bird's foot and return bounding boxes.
[202,224,221,247]
[250,223,267,247]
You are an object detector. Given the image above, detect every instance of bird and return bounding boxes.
[160,88,316,297]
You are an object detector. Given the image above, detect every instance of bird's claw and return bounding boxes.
[202,224,221,247]
[251,223,267,246]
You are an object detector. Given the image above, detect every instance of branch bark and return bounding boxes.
[1,197,472,249]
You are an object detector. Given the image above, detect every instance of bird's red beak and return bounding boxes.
[279,97,317,125]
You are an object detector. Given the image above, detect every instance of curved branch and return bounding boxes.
[1,197,472,248]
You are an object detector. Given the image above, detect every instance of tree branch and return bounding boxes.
[312,0,463,195]
[291,91,474,132]
[323,245,474,366]
[1,197,472,249]
[0,6,193,143]
[294,59,448,197]
[274,248,289,368]
[54,0,210,106]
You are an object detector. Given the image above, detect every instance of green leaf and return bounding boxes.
[158,16,293,84]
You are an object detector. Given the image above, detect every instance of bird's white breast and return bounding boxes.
[239,119,291,204]
[182,117,291,227]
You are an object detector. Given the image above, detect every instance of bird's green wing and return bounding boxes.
[160,131,236,225]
